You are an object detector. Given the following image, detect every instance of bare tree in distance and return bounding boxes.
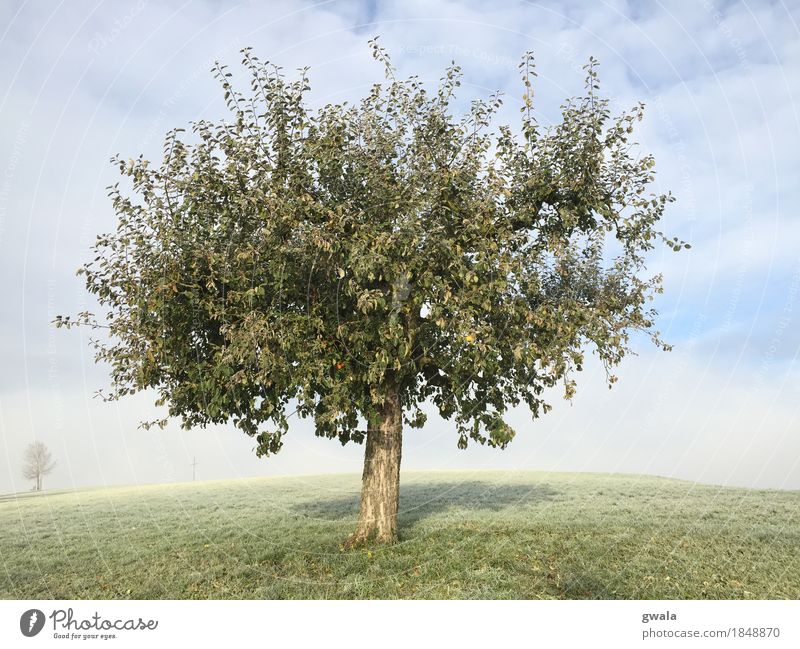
[22,441,57,491]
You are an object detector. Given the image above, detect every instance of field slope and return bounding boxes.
[1,471,798,599]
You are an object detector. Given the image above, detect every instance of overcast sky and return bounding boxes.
[1,0,798,493]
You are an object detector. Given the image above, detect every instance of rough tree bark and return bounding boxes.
[344,382,403,548]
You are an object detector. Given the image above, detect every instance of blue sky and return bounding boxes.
[1,0,798,492]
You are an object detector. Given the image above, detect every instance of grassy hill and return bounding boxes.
[1,471,798,599]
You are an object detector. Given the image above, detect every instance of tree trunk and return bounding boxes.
[344,383,403,548]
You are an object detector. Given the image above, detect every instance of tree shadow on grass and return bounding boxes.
[290,480,561,526]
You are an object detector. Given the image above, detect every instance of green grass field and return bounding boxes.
[1,471,798,599]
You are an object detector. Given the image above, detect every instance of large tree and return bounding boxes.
[57,41,684,546]
[22,441,57,492]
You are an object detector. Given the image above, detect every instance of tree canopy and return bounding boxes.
[57,40,683,464]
